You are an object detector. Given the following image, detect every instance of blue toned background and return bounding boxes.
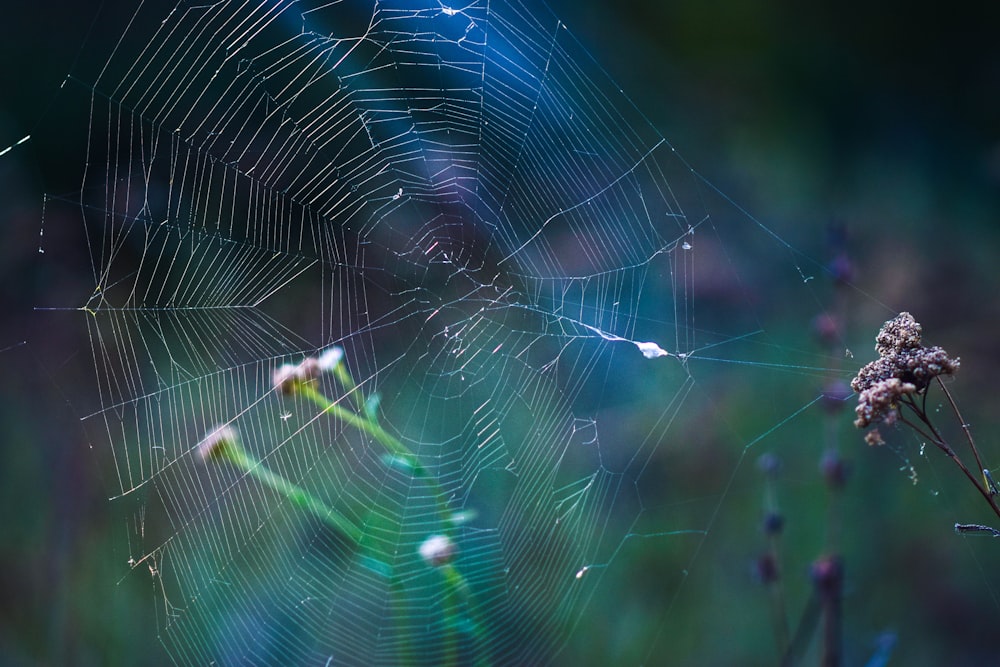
[2,1,999,664]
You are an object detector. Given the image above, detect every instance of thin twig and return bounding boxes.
[936,378,987,485]
[899,398,1000,521]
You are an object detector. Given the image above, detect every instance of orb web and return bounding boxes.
[44,1,839,664]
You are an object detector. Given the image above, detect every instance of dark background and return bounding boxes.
[2,1,999,664]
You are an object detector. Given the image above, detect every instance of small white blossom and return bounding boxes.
[296,357,321,382]
[317,347,344,371]
[419,534,455,567]
[272,363,300,393]
[198,425,239,462]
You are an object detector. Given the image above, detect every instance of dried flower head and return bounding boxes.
[864,428,885,447]
[851,313,959,427]
[874,311,923,356]
[854,377,917,428]
[419,534,456,567]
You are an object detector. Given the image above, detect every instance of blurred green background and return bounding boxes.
[2,0,999,665]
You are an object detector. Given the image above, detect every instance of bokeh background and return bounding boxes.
[2,0,999,664]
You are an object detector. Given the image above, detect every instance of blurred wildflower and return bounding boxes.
[754,552,779,584]
[828,253,854,285]
[273,363,303,394]
[809,554,843,599]
[812,312,842,347]
[762,511,784,536]
[757,452,782,478]
[820,379,851,414]
[820,450,851,490]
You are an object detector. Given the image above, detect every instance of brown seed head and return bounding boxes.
[854,377,917,428]
[852,313,959,428]
[875,311,923,356]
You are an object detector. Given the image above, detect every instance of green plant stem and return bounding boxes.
[442,569,459,667]
[331,360,368,414]
[440,562,491,667]
[222,443,365,544]
[296,383,455,527]
[390,576,414,667]
[295,379,490,665]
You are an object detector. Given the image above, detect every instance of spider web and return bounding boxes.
[41,1,840,664]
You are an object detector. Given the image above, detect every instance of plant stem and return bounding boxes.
[295,383,455,524]
[766,559,790,656]
[330,358,368,414]
[439,562,491,667]
[294,375,490,665]
[221,442,365,544]
[899,398,1000,522]
[936,378,989,489]
[780,591,819,667]
[814,556,842,667]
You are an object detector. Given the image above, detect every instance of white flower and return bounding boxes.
[317,347,344,371]
[272,363,300,393]
[419,534,455,567]
[198,425,239,461]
